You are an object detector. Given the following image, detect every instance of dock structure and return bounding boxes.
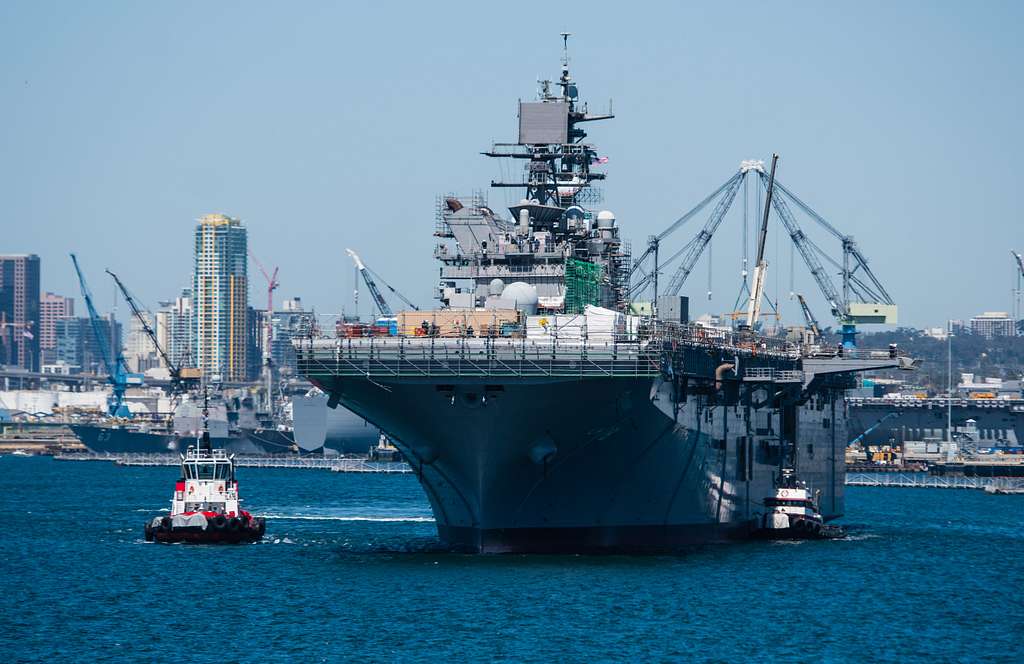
[53,453,412,474]
[846,472,1024,492]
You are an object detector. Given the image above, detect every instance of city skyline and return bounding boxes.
[3,3,1024,331]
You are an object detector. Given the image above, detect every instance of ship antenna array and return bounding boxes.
[628,157,898,344]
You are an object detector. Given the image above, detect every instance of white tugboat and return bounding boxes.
[144,395,265,544]
[758,468,844,540]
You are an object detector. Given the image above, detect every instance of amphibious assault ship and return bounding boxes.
[296,42,914,552]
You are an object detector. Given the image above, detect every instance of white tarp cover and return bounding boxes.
[525,306,641,343]
[171,514,208,529]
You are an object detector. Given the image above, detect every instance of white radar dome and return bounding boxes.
[501,282,539,315]
[596,210,616,228]
[488,278,505,296]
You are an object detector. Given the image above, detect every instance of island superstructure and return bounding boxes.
[296,41,915,553]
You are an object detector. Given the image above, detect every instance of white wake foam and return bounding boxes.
[263,513,434,523]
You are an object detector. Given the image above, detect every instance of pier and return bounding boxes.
[53,453,412,474]
[846,472,1024,492]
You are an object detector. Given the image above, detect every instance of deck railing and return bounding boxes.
[295,319,912,381]
[296,335,662,379]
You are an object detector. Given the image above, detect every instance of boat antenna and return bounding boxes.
[201,385,212,453]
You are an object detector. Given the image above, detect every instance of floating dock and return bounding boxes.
[53,453,412,474]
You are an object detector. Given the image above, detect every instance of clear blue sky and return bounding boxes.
[2,1,1022,329]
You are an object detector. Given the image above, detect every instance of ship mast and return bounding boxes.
[486,33,613,210]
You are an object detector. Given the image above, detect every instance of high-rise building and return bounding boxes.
[970,311,1015,339]
[39,292,74,364]
[192,214,248,382]
[125,311,160,372]
[155,288,193,370]
[246,306,264,381]
[0,254,41,371]
[268,299,315,375]
[55,316,122,375]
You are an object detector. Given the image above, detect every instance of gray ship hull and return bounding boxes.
[291,393,382,454]
[848,398,1024,447]
[319,374,846,553]
[70,424,265,455]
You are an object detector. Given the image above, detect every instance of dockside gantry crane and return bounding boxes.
[628,157,897,346]
[106,269,198,395]
[345,248,419,318]
[70,254,139,417]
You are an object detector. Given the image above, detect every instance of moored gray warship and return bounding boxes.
[296,40,915,552]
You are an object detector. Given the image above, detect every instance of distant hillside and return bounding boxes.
[831,328,1024,391]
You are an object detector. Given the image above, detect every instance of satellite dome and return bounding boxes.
[596,210,616,228]
[501,282,539,315]
[488,278,505,296]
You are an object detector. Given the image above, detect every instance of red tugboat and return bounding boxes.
[144,430,265,544]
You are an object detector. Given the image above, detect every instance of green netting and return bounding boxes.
[564,258,603,314]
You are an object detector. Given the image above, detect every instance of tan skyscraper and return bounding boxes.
[192,214,247,381]
[39,291,74,364]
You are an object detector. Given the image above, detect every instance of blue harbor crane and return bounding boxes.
[848,411,902,463]
[69,254,142,417]
[345,248,419,318]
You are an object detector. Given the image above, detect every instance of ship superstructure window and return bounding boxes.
[184,462,229,480]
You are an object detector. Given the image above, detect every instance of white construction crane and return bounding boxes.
[744,153,779,329]
[1013,251,1024,327]
[345,248,419,318]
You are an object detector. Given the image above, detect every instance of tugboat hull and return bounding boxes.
[144,516,265,544]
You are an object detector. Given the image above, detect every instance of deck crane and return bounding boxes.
[796,293,821,338]
[106,269,195,395]
[70,254,138,417]
[743,153,778,329]
[345,249,420,317]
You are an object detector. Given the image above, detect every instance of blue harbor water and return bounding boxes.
[2,457,1022,662]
